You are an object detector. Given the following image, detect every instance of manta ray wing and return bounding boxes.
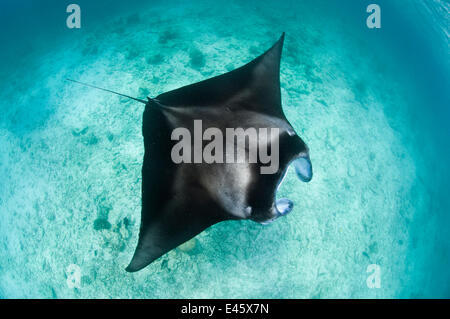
[126,105,230,272]
[156,33,285,118]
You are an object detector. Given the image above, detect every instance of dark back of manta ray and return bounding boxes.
[126,33,310,272]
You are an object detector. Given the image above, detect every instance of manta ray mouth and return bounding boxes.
[261,155,312,225]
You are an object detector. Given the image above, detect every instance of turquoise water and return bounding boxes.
[0,0,449,298]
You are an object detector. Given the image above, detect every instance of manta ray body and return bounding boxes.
[69,33,312,272]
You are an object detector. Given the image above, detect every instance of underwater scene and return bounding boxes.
[0,0,449,298]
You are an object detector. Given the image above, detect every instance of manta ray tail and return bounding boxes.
[66,79,148,104]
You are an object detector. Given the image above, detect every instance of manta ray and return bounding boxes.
[68,33,312,272]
